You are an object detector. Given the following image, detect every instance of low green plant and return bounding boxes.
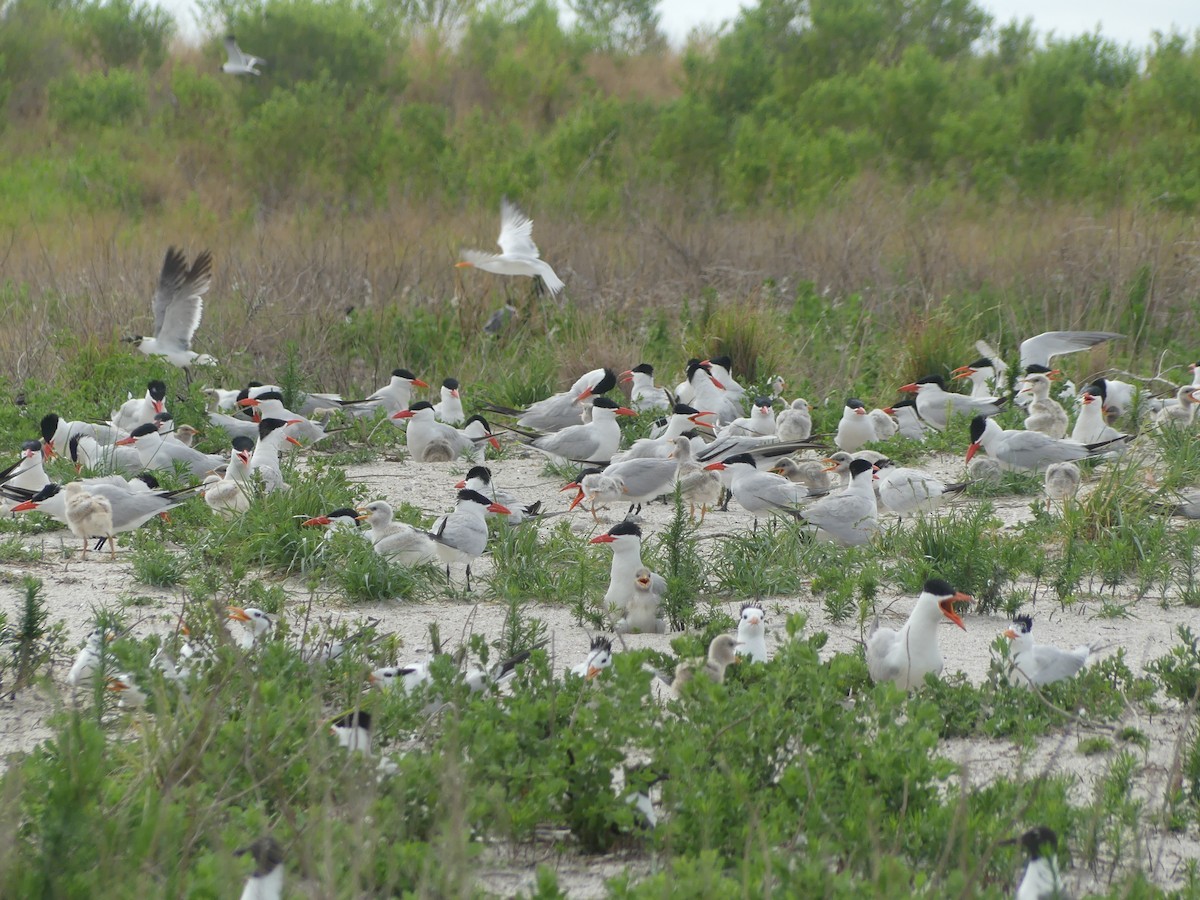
[1147,626,1200,703]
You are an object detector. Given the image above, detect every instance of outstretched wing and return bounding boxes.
[1019,331,1123,370]
[497,198,539,259]
[153,249,212,352]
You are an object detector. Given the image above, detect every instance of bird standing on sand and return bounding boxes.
[65,481,115,559]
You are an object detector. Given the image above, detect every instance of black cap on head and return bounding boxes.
[922,577,956,597]
[236,387,251,403]
[136,473,160,489]
[331,710,371,731]
[130,423,159,438]
[463,414,491,430]
[607,520,642,538]
[916,375,947,388]
[147,380,167,401]
[1085,379,1107,399]
[846,398,865,409]
[969,415,987,443]
[890,398,916,409]
[258,418,289,438]
[235,836,284,877]
[457,488,493,506]
[591,368,617,396]
[632,363,654,375]
[40,414,59,443]
[408,401,435,412]
[591,635,613,652]
[254,390,284,402]
[327,507,360,521]
[392,368,417,380]
[443,377,460,390]
[21,439,42,454]
[753,396,772,407]
[686,361,712,381]
[672,403,701,415]
[592,396,620,410]
[848,458,873,477]
[966,357,994,369]
[1013,614,1033,635]
[31,482,63,501]
[577,467,606,479]
[154,411,174,424]
[708,355,733,369]
[874,458,894,470]
[1025,364,1053,375]
[740,601,764,615]
[231,435,255,452]
[464,465,491,483]
[68,433,82,461]
[722,453,757,468]
[1019,826,1057,860]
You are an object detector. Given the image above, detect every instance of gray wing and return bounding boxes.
[532,423,601,461]
[737,473,807,510]
[1019,331,1123,369]
[153,249,212,351]
[1001,431,1088,468]
[1028,645,1089,685]
[865,627,902,684]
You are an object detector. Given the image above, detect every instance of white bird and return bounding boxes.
[39,413,120,462]
[392,401,497,462]
[622,363,671,412]
[835,398,877,452]
[1070,389,1127,445]
[370,662,432,694]
[0,440,51,510]
[68,628,110,686]
[564,468,624,520]
[881,399,927,440]
[222,34,266,76]
[570,636,614,679]
[111,380,168,434]
[1018,373,1069,439]
[1018,330,1123,371]
[869,407,897,440]
[686,361,742,426]
[671,635,742,694]
[455,465,541,524]
[1155,386,1200,429]
[201,437,255,518]
[736,604,767,663]
[966,416,1123,471]
[227,606,274,649]
[486,367,616,433]
[431,489,510,591]
[115,422,225,478]
[866,579,971,690]
[674,439,723,522]
[875,460,969,518]
[775,397,813,442]
[236,391,331,445]
[511,396,636,464]
[249,418,303,492]
[769,458,832,493]
[433,378,466,425]
[329,710,399,776]
[617,566,667,634]
[1043,462,1082,504]
[898,375,1005,431]
[1007,826,1064,900]
[337,368,429,417]
[703,452,813,521]
[798,458,879,546]
[64,481,115,559]
[456,198,564,294]
[618,403,715,461]
[300,507,363,538]
[235,836,284,900]
[702,355,746,403]
[1004,615,1094,688]
[124,247,216,367]
[356,501,439,566]
[106,673,148,708]
[721,396,777,438]
[951,356,1005,398]
[589,521,667,620]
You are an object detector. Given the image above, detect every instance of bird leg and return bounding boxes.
[108,535,117,561]
[590,502,601,524]
[80,538,89,558]
[465,564,473,593]
[698,504,708,525]
[718,488,731,512]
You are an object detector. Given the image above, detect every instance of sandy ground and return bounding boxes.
[2,443,1198,895]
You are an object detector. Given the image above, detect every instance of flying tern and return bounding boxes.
[123,247,216,367]
[456,198,564,295]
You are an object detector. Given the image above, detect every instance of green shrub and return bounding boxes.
[49,69,147,129]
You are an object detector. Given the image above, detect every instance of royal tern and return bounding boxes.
[1154,386,1200,429]
[356,501,439,566]
[63,482,114,559]
[432,489,510,590]
[338,368,429,417]
[301,507,362,537]
[1004,615,1094,687]
[736,604,768,662]
[237,391,331,444]
[835,399,877,452]
[1018,330,1122,371]
[798,458,879,545]
[703,453,813,521]
[433,378,465,425]
[123,247,216,367]
[455,465,541,524]
[775,397,813,441]
[392,401,498,462]
[898,376,1006,431]
[951,357,1004,398]
[457,198,564,295]
[701,356,746,403]
[570,636,614,679]
[616,567,667,634]
[671,635,741,693]
[115,422,225,478]
[484,367,617,432]
[589,521,666,619]
[966,416,1124,471]
[227,606,274,648]
[111,380,167,434]
[875,459,969,518]
[769,458,832,493]
[1043,462,1082,504]
[881,399,927,440]
[686,361,742,426]
[508,396,635,464]
[249,417,303,492]
[235,836,283,900]
[866,579,971,690]
[222,34,266,76]
[621,363,671,412]
[1005,826,1064,900]
[1017,373,1069,439]
[616,403,714,461]
[721,396,777,438]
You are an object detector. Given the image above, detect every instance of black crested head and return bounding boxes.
[31,482,63,501]
[591,368,617,396]
[577,467,606,479]
[40,414,59,443]
[331,710,371,731]
[154,411,174,424]
[848,458,873,477]
[130,423,158,438]
[258,417,289,437]
[845,398,865,409]
[442,377,460,390]
[607,520,642,539]
[740,601,764,615]
[968,415,987,443]
[392,368,417,380]
[1025,363,1053,375]
[966,357,994,369]
[722,453,757,468]
[408,400,435,412]
[708,355,733,369]
[591,635,613,652]
[68,433,82,461]
[147,380,167,401]
[916,375,947,388]
[922,577,956,597]
[686,360,712,381]
[1085,379,1108,399]
[236,387,251,403]
[21,439,43,454]
[463,413,491,430]
[874,458,894,469]
[890,398,916,409]
[672,403,700,415]
[1019,826,1057,860]
[457,488,493,506]
[254,390,284,402]
[1013,614,1033,635]
[136,473,160,490]
[464,465,491,483]
[591,396,620,410]
[231,435,255,452]
[632,363,654,375]
[327,507,360,521]
[247,380,264,389]
[235,835,284,877]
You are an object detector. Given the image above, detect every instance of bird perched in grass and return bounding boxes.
[866,579,971,690]
[671,635,742,694]
[235,836,284,900]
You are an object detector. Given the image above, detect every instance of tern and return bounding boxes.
[392,401,499,462]
[951,356,1005,398]
[484,367,616,432]
[775,397,813,442]
[686,361,741,426]
[621,363,671,412]
[1018,330,1122,371]
[1,440,51,509]
[866,579,971,690]
[769,458,832,493]
[68,628,111,685]
[881,399,927,440]
[64,482,115,559]
[736,604,768,662]
[356,501,439,566]
[1154,386,1200,429]
[455,465,541,524]
[1004,615,1095,688]
[1004,826,1064,900]
[670,635,741,694]
[456,198,564,295]
[115,423,225,478]
[507,396,636,464]
[249,418,304,492]
[875,459,969,519]
[616,567,667,634]
[123,247,216,367]
[227,606,274,648]
[1018,373,1069,439]
[222,35,266,76]
[721,396,777,438]
[570,636,614,679]
[300,507,363,537]
[12,480,195,551]
[615,403,714,462]
[431,489,510,590]
[589,521,667,620]
[236,391,332,444]
[703,453,813,522]
[898,375,1005,431]
[235,836,284,900]
[1070,388,1128,445]
[835,398,877,452]
[798,458,879,545]
[111,380,168,434]
[702,356,746,403]
[337,368,429,417]
[965,416,1125,471]
[1043,462,1082,504]
[433,378,465,425]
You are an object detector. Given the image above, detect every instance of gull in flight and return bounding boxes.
[124,247,217,368]
[456,198,564,295]
[223,35,266,76]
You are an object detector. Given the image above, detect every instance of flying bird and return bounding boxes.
[222,35,266,76]
[123,247,216,368]
[457,198,564,295]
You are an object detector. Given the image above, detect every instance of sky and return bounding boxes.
[163,0,1200,49]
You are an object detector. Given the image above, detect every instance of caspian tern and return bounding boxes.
[835,399,877,452]
[370,662,432,693]
[107,673,148,708]
[798,458,879,545]
[235,836,284,900]
[563,468,623,520]
[1004,615,1094,687]
[485,367,616,432]
[249,418,303,492]
[329,710,400,776]
[236,391,331,444]
[392,401,498,462]
[457,198,564,295]
[222,35,266,76]
[966,416,1125,471]
[686,361,742,426]
[356,501,438,566]
[616,403,714,461]
[1043,462,1082,504]
[589,521,666,619]
[881,399,927,440]
[721,396,777,438]
[875,459,969,518]
[898,375,1005,431]
[1005,826,1063,900]
[227,606,274,648]
[40,414,119,461]
[1070,389,1127,445]
[775,397,813,441]
[703,453,813,522]
[116,422,225,478]
[616,566,667,634]
[1,440,51,509]
[951,356,1004,398]
[622,364,671,412]
[672,436,723,521]
[574,450,681,518]
[670,635,741,693]
[455,465,541,524]
[112,380,167,434]
[64,482,115,559]
[869,408,897,440]
[1154,386,1200,429]
[338,368,429,417]
[431,489,510,590]
[300,507,362,537]
[1018,373,1069,439]
[12,480,194,550]
[736,604,768,662]
[123,247,216,367]
[570,636,614,679]
[433,378,465,425]
[1018,330,1123,371]
[508,396,635,464]
[702,356,746,403]
[866,579,971,690]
